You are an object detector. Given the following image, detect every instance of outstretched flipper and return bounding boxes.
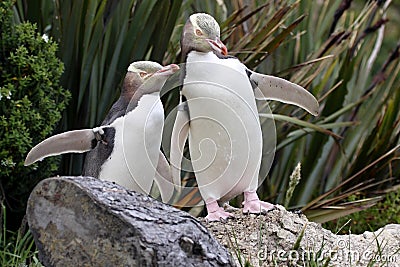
[170,101,190,190]
[24,128,101,166]
[154,151,174,203]
[248,69,319,116]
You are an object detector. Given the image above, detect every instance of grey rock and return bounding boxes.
[201,208,400,267]
[27,177,234,267]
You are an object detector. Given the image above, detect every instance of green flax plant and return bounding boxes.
[0,204,43,267]
[12,0,400,225]
[13,0,182,174]
[258,0,400,223]
[166,0,400,224]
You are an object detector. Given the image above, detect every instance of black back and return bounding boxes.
[82,127,116,178]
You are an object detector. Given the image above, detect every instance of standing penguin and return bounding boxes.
[25,61,179,203]
[170,13,319,221]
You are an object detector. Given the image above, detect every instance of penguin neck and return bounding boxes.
[125,91,162,125]
[180,51,213,83]
[180,22,196,62]
[186,51,222,65]
[184,50,248,89]
[121,72,142,100]
[188,50,214,58]
[185,50,234,63]
[124,90,160,114]
[181,40,230,62]
[120,75,163,102]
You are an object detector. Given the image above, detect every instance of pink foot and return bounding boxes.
[242,191,275,214]
[205,200,234,222]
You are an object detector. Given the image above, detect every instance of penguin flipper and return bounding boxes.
[154,151,174,203]
[24,129,96,166]
[170,101,190,190]
[248,70,319,116]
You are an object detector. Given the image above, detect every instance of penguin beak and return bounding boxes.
[206,37,228,56]
[154,64,180,76]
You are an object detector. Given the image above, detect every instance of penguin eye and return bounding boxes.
[139,71,147,78]
[195,29,203,36]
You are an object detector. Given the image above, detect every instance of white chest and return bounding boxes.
[109,92,164,155]
[183,52,255,104]
[121,92,164,131]
[182,51,263,202]
[99,92,164,192]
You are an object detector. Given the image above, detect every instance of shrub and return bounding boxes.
[0,0,70,227]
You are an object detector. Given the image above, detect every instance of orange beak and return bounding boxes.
[155,64,180,76]
[207,38,228,56]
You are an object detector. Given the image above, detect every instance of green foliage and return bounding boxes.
[0,0,70,221]
[324,187,400,234]
[0,204,42,267]
[13,0,182,174]
[1,1,398,263]
[245,0,400,206]
[164,0,400,224]
[10,0,400,227]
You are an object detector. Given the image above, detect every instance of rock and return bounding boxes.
[27,176,400,267]
[200,209,400,267]
[27,177,234,267]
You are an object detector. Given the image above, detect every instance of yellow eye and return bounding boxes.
[139,71,147,78]
[195,29,203,36]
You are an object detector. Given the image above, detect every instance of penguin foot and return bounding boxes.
[205,200,234,222]
[242,191,275,214]
[205,209,233,222]
[242,200,275,214]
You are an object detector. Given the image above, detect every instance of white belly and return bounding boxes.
[99,93,164,194]
[183,52,262,202]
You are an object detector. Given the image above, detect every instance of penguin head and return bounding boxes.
[181,13,228,57]
[127,61,163,81]
[124,61,179,96]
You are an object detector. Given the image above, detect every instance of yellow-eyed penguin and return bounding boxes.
[170,13,319,221]
[25,61,179,203]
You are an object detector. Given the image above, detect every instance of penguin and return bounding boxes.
[25,61,179,203]
[170,13,319,222]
